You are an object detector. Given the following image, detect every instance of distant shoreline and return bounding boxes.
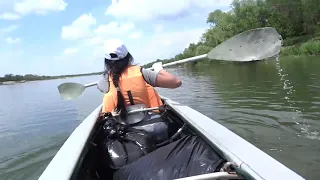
[0,72,104,85]
[0,63,155,85]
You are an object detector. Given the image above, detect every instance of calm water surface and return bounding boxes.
[0,56,319,179]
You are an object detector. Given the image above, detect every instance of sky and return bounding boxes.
[0,0,232,76]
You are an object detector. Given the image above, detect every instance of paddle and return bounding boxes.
[58,27,282,100]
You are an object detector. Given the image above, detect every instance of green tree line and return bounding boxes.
[0,72,103,83]
[0,74,52,82]
[143,0,320,68]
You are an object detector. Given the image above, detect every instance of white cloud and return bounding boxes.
[105,0,233,21]
[128,27,206,65]
[6,37,21,44]
[61,14,136,42]
[0,25,20,33]
[59,7,213,72]
[154,24,163,33]
[128,32,141,39]
[0,0,67,20]
[88,36,104,46]
[63,48,78,55]
[60,14,139,65]
[1,0,225,76]
[83,24,206,66]
[0,12,21,20]
[104,38,124,50]
[61,13,97,40]
[89,22,136,46]
[94,21,135,37]
[63,17,136,46]
[14,0,67,15]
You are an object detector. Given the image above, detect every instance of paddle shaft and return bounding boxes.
[84,54,208,87]
[84,82,99,88]
[147,54,207,69]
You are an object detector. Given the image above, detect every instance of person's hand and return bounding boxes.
[97,74,109,93]
[152,62,163,73]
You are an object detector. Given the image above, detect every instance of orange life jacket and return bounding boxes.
[102,65,163,113]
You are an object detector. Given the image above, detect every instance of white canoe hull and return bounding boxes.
[38,97,305,180]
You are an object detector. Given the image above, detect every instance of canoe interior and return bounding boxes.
[69,101,241,180]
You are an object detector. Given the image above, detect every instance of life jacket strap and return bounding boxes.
[127,90,135,105]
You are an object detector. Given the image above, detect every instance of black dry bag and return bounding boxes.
[102,128,156,170]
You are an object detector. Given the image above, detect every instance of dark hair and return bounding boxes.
[104,52,133,119]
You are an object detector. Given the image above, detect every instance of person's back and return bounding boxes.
[98,40,182,118]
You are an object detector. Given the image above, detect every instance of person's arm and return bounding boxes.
[154,69,182,88]
[142,62,182,88]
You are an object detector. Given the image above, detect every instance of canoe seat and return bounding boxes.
[111,104,149,125]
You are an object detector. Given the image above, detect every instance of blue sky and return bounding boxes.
[0,0,232,76]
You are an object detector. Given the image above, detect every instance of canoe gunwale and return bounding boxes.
[38,105,102,180]
[162,96,305,180]
[174,172,243,180]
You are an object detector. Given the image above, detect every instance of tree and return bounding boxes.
[142,0,319,67]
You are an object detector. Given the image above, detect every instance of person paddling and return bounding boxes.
[97,40,182,119]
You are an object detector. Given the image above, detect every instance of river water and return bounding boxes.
[0,56,319,180]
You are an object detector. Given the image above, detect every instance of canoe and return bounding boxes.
[38,96,305,180]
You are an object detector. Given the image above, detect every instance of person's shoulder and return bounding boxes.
[140,67,158,86]
[127,65,145,73]
[128,65,142,69]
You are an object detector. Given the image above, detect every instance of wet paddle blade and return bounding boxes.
[58,82,85,100]
[207,27,283,62]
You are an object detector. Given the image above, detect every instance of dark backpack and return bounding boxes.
[101,116,157,170]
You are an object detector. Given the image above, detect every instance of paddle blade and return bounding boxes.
[57,82,85,100]
[207,27,283,62]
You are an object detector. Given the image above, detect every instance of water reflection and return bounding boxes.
[176,57,320,179]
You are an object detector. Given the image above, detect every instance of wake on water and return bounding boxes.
[275,56,320,140]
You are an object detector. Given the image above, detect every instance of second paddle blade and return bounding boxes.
[207,27,283,62]
[58,82,85,100]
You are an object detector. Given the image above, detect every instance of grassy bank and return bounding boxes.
[281,38,320,56]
